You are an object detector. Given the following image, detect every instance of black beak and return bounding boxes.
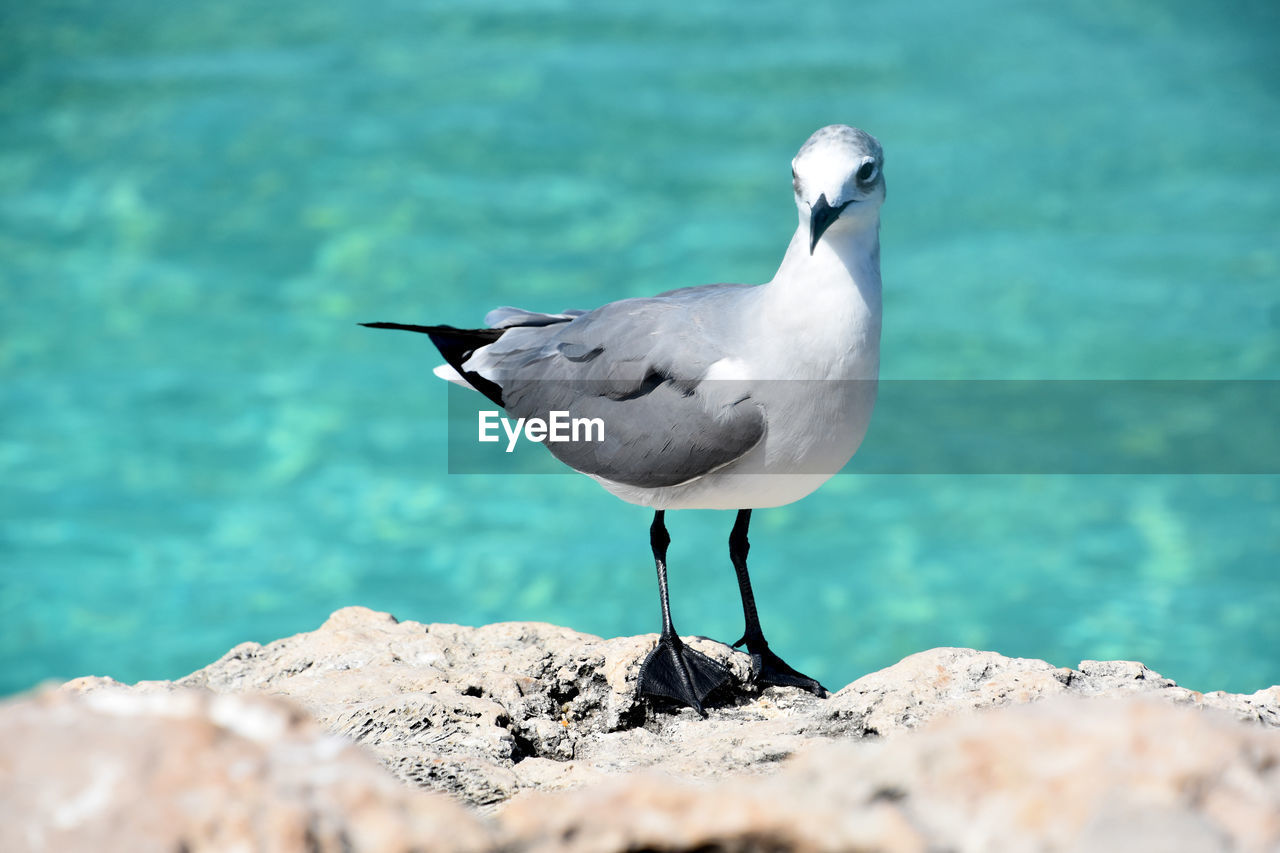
[809,194,851,254]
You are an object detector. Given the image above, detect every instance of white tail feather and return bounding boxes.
[432,363,476,390]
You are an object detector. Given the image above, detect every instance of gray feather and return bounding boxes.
[470,285,766,487]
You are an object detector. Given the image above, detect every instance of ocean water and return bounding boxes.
[2,0,1277,697]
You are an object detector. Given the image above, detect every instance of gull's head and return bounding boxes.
[791,125,885,254]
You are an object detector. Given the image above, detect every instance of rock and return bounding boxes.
[823,647,1280,736]
[0,685,490,853]
[117,607,1276,807]
[166,610,772,803]
[495,697,1280,853]
[18,606,1280,852]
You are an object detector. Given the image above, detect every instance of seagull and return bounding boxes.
[364,125,884,716]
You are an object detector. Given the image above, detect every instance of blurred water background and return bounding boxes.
[2,0,1278,696]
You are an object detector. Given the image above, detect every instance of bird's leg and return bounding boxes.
[729,509,828,697]
[638,510,731,716]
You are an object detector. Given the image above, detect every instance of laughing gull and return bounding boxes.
[364,125,884,715]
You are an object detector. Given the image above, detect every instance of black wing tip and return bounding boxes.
[364,321,507,408]
[360,321,457,333]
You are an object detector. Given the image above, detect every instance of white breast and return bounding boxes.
[597,223,882,511]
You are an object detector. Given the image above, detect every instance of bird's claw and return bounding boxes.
[741,639,828,698]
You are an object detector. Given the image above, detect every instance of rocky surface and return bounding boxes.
[0,685,491,853]
[496,697,1280,853]
[5,605,1278,852]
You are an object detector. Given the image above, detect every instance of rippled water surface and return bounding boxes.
[2,0,1278,695]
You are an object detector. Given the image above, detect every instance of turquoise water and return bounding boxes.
[2,0,1278,696]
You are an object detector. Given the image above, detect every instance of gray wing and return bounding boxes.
[484,306,588,329]
[471,285,764,488]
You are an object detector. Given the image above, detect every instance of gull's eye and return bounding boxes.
[856,161,877,183]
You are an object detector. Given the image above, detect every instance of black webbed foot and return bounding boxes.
[639,632,732,717]
[733,635,828,698]
[726,509,829,699]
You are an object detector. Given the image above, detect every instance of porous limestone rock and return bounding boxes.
[823,647,1280,737]
[494,697,1280,853]
[59,606,1279,808]
[27,605,1280,852]
[0,686,490,853]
